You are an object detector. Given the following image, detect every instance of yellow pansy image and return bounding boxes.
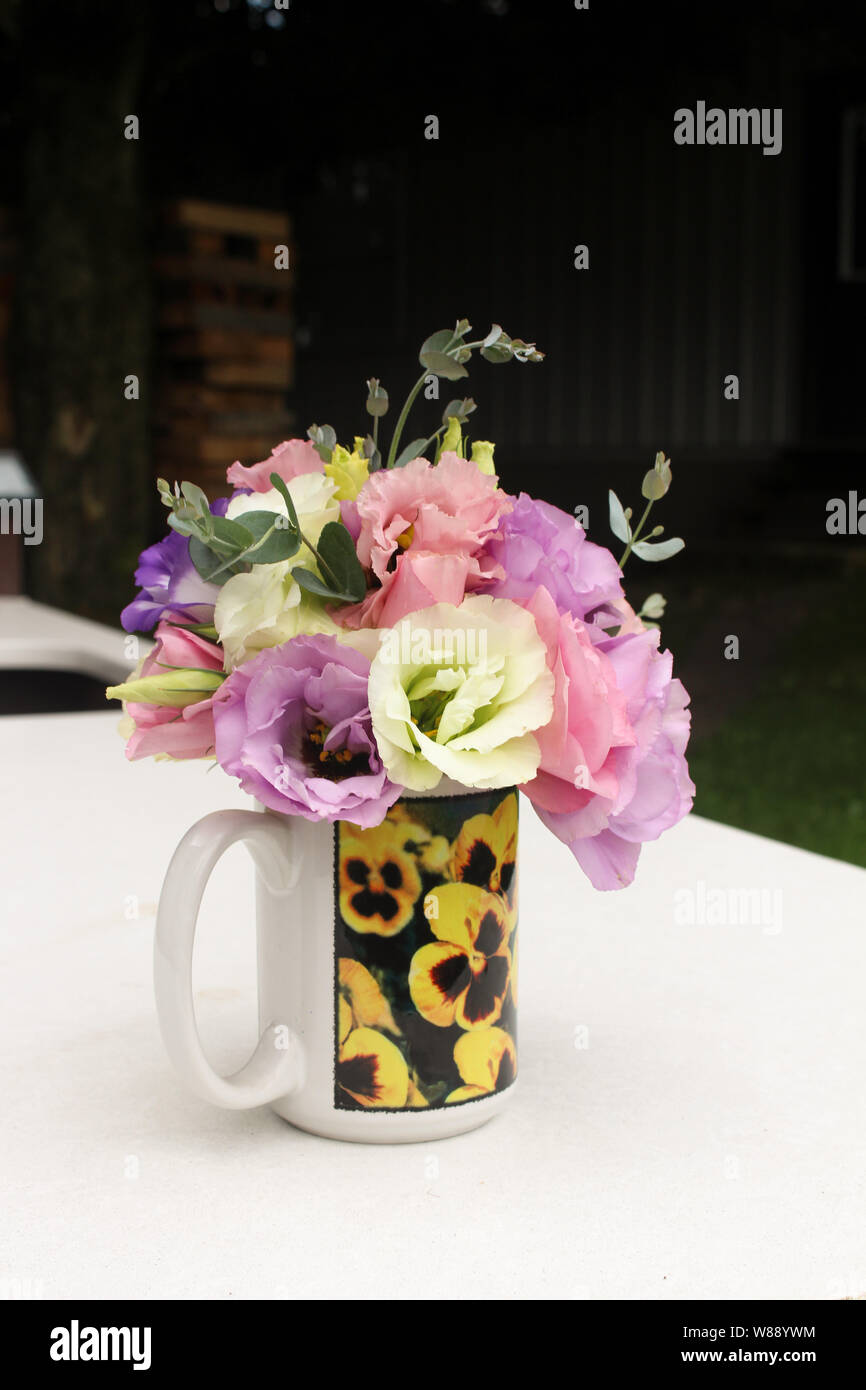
[338,957,400,1035]
[408,882,512,1031]
[334,788,518,1112]
[446,1027,517,1102]
[386,804,452,875]
[337,1024,409,1108]
[339,820,422,936]
[451,791,517,897]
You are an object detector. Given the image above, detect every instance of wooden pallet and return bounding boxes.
[154,199,295,493]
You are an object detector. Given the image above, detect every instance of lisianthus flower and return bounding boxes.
[339,820,422,936]
[409,882,512,1031]
[214,472,341,667]
[324,439,369,501]
[226,437,323,493]
[519,585,636,822]
[339,453,511,629]
[120,498,228,633]
[535,626,695,889]
[446,1027,517,1103]
[481,492,624,625]
[212,633,401,828]
[111,618,225,761]
[367,595,555,792]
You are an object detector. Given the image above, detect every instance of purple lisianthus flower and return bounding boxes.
[211,634,401,828]
[534,626,695,890]
[121,498,229,633]
[482,492,624,624]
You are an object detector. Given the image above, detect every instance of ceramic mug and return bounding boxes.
[154,782,519,1143]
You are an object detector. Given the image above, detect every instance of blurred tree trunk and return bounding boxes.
[11,1,151,622]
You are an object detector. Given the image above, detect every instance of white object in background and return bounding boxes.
[0,595,149,683]
[0,451,39,500]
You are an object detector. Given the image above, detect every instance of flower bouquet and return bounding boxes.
[110,319,694,1136]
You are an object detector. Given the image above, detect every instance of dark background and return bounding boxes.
[1,0,864,865]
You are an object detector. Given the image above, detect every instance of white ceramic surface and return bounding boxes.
[154,781,514,1142]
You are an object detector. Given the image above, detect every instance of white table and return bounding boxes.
[1,710,864,1301]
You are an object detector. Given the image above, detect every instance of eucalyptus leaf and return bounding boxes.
[307,423,337,463]
[630,537,685,562]
[167,512,198,538]
[441,397,477,425]
[393,437,428,468]
[188,535,243,583]
[210,515,256,549]
[419,349,469,380]
[418,329,454,364]
[480,342,513,363]
[180,481,210,515]
[232,510,301,564]
[608,490,631,545]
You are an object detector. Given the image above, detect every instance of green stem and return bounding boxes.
[619,499,653,569]
[386,370,428,468]
[385,326,475,468]
[372,414,379,449]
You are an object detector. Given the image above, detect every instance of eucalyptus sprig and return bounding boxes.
[385,318,543,469]
[156,473,366,605]
[158,477,302,581]
[608,453,685,571]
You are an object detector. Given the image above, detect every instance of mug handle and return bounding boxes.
[154,808,304,1110]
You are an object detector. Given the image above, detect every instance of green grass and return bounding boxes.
[686,568,866,868]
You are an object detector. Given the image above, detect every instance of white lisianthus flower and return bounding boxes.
[215,472,341,668]
[225,472,340,557]
[368,595,555,791]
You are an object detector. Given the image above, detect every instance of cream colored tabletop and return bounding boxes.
[1,710,864,1300]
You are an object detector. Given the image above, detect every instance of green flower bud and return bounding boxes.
[470,439,496,476]
[106,668,225,708]
[440,416,464,457]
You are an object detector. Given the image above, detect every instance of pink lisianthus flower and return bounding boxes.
[338,453,512,628]
[533,624,695,890]
[226,438,323,493]
[123,619,224,761]
[519,585,636,823]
